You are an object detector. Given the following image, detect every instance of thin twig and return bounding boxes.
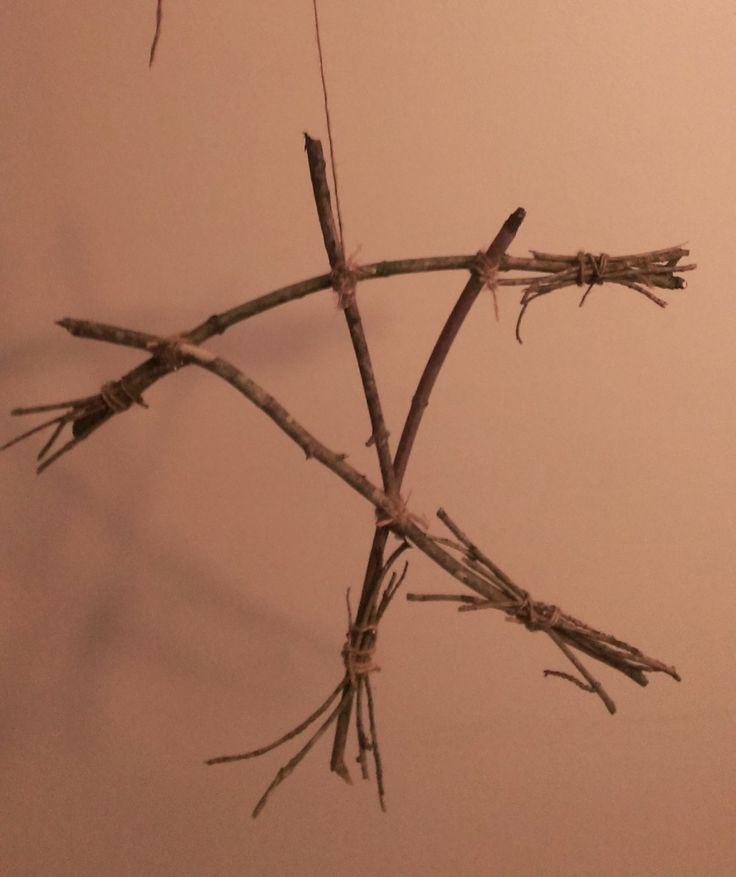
[250,696,347,819]
[303,120,400,791]
[1,413,69,453]
[365,676,386,812]
[304,135,397,499]
[544,669,601,691]
[62,248,695,347]
[355,677,370,780]
[436,507,525,601]
[149,0,163,67]
[393,208,526,485]
[376,559,410,622]
[406,592,483,605]
[206,678,345,765]
[546,630,616,714]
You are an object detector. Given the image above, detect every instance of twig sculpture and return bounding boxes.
[1,135,691,813]
[2,3,694,817]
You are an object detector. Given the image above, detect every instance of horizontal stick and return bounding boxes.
[185,248,693,344]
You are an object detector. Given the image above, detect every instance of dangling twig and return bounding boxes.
[250,695,347,819]
[206,679,345,767]
[149,0,163,67]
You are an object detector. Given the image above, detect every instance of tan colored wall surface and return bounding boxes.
[1,3,734,874]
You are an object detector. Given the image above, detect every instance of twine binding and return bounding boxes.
[577,251,609,306]
[506,596,562,632]
[342,623,380,684]
[100,379,147,413]
[472,251,500,321]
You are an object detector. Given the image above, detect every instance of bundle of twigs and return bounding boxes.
[2,132,690,817]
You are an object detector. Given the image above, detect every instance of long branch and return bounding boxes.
[304,134,397,498]
[186,247,693,345]
[393,207,525,485]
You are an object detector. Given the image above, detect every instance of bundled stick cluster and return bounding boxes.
[2,134,692,818]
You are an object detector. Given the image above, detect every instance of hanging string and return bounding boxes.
[311,0,346,251]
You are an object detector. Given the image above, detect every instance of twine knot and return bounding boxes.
[472,251,500,321]
[507,596,562,632]
[375,494,429,533]
[342,623,380,684]
[99,379,148,413]
[576,252,609,306]
[331,262,356,309]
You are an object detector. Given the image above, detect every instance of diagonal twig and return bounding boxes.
[304,133,397,499]
[205,678,345,766]
[392,208,526,485]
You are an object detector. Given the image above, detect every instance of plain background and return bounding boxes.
[1,2,734,875]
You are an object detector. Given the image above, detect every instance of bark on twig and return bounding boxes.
[393,208,526,485]
[304,134,397,499]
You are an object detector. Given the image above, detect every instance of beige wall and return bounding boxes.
[1,2,734,874]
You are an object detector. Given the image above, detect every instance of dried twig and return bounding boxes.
[249,695,346,819]
[392,209,526,485]
[304,134,397,499]
[149,0,163,67]
[205,679,345,767]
